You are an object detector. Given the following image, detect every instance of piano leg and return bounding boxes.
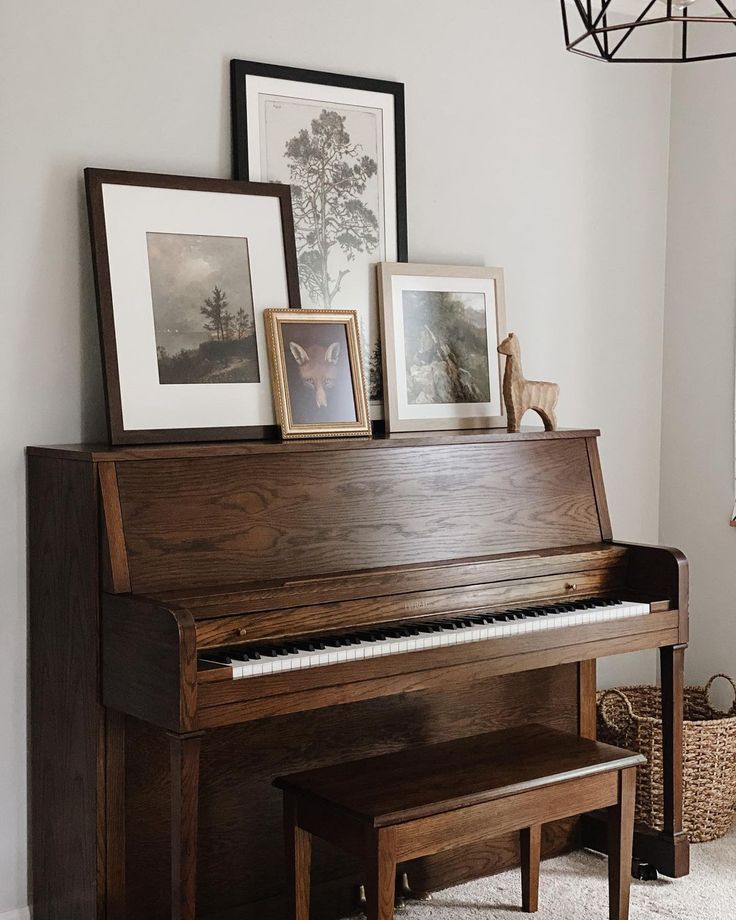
[167,731,204,920]
[581,644,690,878]
[105,710,126,920]
[660,644,690,876]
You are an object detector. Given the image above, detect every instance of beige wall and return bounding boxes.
[1,2,673,913]
[660,56,736,688]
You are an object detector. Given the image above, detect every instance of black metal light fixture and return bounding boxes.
[561,0,736,62]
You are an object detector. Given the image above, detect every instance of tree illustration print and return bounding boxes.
[284,110,379,307]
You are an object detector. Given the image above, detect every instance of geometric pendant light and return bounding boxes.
[561,0,736,62]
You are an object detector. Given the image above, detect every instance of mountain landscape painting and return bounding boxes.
[401,290,491,405]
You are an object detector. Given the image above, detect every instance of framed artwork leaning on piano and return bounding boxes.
[231,59,408,420]
[265,307,371,439]
[378,262,508,432]
[85,168,302,444]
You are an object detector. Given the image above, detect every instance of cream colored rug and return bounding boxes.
[393,830,736,919]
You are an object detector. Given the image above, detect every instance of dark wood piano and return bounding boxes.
[28,428,689,920]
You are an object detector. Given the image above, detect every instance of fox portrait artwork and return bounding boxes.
[264,307,371,439]
[282,321,357,425]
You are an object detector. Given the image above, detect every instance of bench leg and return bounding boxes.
[284,795,312,920]
[608,768,636,920]
[520,824,541,912]
[365,828,397,920]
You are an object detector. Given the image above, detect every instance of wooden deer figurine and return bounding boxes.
[497,333,559,433]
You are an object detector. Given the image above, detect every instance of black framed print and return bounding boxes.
[231,59,407,418]
[85,168,301,445]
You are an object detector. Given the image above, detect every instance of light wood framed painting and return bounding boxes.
[378,263,507,433]
[265,308,371,440]
[85,169,301,444]
[231,59,407,419]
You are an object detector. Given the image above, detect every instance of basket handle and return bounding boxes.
[599,689,637,733]
[705,674,736,715]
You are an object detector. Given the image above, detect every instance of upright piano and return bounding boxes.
[28,428,689,920]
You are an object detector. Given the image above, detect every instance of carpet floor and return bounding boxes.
[391,830,736,919]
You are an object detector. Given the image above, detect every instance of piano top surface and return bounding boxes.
[26,427,601,462]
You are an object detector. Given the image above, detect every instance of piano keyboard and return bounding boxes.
[202,597,651,681]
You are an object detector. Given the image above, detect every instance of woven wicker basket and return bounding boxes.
[597,675,736,843]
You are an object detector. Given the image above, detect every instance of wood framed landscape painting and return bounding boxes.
[85,169,300,444]
[265,308,371,440]
[378,263,507,433]
[231,59,407,419]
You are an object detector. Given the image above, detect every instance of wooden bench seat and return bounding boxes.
[275,724,645,920]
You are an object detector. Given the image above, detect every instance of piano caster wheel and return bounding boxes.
[632,859,658,881]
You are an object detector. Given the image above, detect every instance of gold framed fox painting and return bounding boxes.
[265,308,371,440]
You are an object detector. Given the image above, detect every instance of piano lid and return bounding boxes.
[96,430,611,595]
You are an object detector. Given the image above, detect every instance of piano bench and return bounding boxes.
[274,724,644,920]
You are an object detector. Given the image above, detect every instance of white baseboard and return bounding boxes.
[0,907,30,920]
